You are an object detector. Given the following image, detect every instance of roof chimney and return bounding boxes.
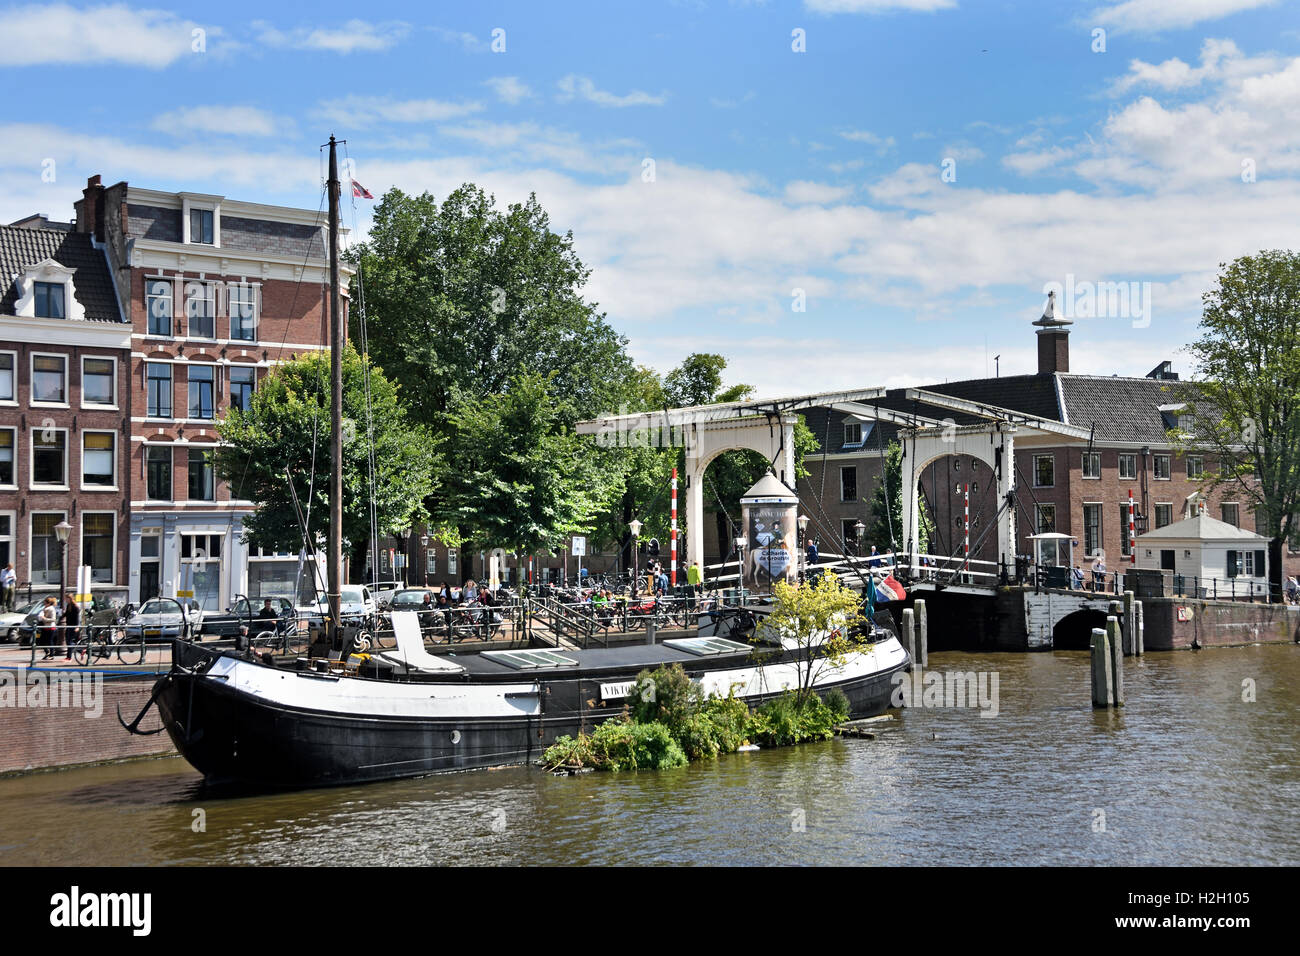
[78,175,105,240]
[1033,289,1072,374]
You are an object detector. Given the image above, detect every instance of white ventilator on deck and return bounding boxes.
[379,610,466,674]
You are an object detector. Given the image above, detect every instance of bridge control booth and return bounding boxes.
[1028,532,1075,588]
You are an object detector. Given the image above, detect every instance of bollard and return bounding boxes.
[915,598,929,668]
[1090,627,1113,708]
[1106,615,1125,706]
[902,608,917,665]
[646,614,657,646]
[1135,600,1144,656]
[1122,591,1136,656]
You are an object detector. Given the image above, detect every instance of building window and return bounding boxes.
[190,208,214,245]
[1118,454,1137,480]
[1082,452,1101,479]
[181,533,223,610]
[843,422,862,446]
[1033,455,1054,488]
[1221,502,1239,528]
[1155,503,1172,529]
[0,430,12,486]
[0,513,11,569]
[34,281,66,319]
[32,429,67,486]
[427,549,437,575]
[31,354,67,405]
[30,512,66,586]
[188,365,216,419]
[1154,455,1170,480]
[186,282,215,338]
[0,353,14,402]
[147,362,173,417]
[1119,505,1134,556]
[1083,504,1102,556]
[82,432,115,487]
[81,513,115,584]
[1035,503,1056,534]
[188,449,215,501]
[1186,456,1204,479]
[230,366,255,412]
[230,284,257,341]
[146,279,173,336]
[146,446,172,501]
[840,466,857,502]
[448,549,458,577]
[82,357,116,407]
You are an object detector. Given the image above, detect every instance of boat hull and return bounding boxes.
[155,642,908,789]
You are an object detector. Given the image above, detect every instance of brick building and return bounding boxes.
[0,216,131,603]
[69,175,341,609]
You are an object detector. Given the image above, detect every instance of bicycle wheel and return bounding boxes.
[116,634,145,666]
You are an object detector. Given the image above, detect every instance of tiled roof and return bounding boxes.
[0,224,123,323]
[1056,374,1199,443]
[1136,513,1265,541]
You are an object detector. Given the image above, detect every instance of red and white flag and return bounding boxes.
[351,179,374,199]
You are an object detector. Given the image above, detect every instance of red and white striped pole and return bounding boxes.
[1127,489,1136,565]
[671,467,678,587]
[963,482,970,572]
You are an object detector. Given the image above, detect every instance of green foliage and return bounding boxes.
[750,692,841,747]
[1185,249,1300,566]
[214,343,437,569]
[822,686,851,724]
[763,572,867,699]
[869,441,934,555]
[543,718,687,772]
[628,663,700,728]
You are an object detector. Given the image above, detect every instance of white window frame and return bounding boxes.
[29,352,69,408]
[1155,503,1173,529]
[0,350,16,405]
[187,363,219,420]
[29,510,67,588]
[181,197,222,247]
[185,281,217,340]
[1118,453,1137,481]
[80,430,118,491]
[229,365,256,412]
[0,510,14,569]
[145,276,175,337]
[144,444,172,502]
[0,427,15,490]
[843,422,862,446]
[1081,452,1101,480]
[448,549,458,577]
[30,426,69,490]
[1035,503,1056,534]
[80,354,118,410]
[1082,502,1103,556]
[1033,455,1055,489]
[427,548,437,575]
[80,511,117,586]
[1186,455,1204,479]
[228,282,259,342]
[1154,455,1171,480]
[1221,502,1240,528]
[185,447,216,502]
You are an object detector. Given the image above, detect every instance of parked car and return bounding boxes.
[297,585,375,628]
[199,596,295,640]
[388,588,436,611]
[1,600,41,643]
[124,598,204,640]
[370,580,403,607]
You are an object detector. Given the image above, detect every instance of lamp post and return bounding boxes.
[629,518,643,599]
[54,519,71,651]
[420,533,430,587]
[854,519,866,557]
[734,533,746,603]
[797,514,810,576]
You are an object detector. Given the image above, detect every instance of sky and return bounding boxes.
[3,0,1299,400]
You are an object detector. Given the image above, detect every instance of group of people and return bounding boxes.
[35,593,81,660]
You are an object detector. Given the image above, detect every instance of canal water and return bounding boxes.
[1,644,1297,866]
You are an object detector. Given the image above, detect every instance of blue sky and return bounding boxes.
[4,0,1300,399]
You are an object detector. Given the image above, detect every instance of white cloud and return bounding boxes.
[839,129,897,153]
[1088,0,1276,34]
[1108,38,1279,94]
[0,3,207,68]
[316,95,484,127]
[485,76,534,104]
[432,27,486,52]
[804,0,957,12]
[1003,145,1075,175]
[150,105,281,137]
[254,18,409,54]
[556,75,668,107]
[784,181,855,204]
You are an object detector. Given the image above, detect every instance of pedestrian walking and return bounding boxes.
[37,596,58,659]
[61,593,80,660]
[0,563,14,611]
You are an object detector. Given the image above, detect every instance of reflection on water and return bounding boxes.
[1,644,1297,866]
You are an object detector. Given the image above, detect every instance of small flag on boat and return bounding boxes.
[351,179,374,199]
[874,574,907,604]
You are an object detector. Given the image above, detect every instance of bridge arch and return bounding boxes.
[1053,607,1110,650]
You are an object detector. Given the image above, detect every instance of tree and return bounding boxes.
[1185,250,1300,598]
[348,185,633,427]
[215,344,438,578]
[760,573,866,702]
[436,373,624,554]
[868,441,934,557]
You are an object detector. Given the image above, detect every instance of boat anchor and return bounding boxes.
[117,678,169,736]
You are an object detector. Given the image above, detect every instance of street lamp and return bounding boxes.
[797,514,810,574]
[629,518,643,598]
[54,520,71,652]
[853,519,866,557]
[420,533,430,587]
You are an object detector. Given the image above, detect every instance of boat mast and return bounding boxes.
[326,135,344,650]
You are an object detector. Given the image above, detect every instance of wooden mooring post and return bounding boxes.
[1122,591,1136,655]
[1090,627,1113,708]
[914,598,929,668]
[1106,615,1125,706]
[902,608,917,664]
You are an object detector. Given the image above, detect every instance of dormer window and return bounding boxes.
[34,281,65,318]
[190,208,214,245]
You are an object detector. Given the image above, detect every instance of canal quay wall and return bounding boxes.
[898,588,1300,652]
[0,673,174,776]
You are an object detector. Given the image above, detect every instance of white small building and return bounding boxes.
[1134,513,1269,598]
